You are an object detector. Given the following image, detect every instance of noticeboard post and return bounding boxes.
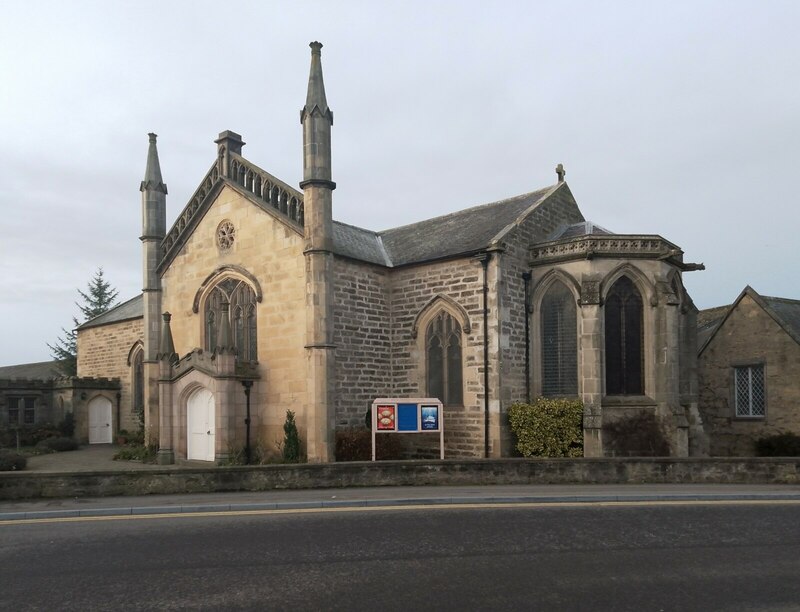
[371,398,444,461]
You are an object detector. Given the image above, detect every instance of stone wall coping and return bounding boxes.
[3,457,800,500]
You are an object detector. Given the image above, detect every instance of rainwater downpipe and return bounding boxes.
[115,392,122,434]
[522,272,532,404]
[242,380,253,465]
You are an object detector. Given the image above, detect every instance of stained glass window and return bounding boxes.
[605,276,644,395]
[541,281,577,397]
[426,312,463,405]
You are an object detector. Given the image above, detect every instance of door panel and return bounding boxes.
[187,388,215,461]
[88,397,112,444]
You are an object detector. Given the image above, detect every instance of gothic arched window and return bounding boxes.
[203,278,258,361]
[132,348,144,417]
[426,311,463,405]
[541,280,578,397]
[604,276,644,395]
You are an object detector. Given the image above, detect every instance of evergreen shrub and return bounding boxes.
[603,411,671,457]
[508,398,584,457]
[58,412,75,438]
[755,433,800,457]
[0,450,27,471]
[282,410,302,463]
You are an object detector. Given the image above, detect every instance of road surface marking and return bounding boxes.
[3,499,800,526]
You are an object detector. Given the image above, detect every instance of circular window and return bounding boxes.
[217,220,235,250]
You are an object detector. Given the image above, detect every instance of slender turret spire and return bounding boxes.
[141,133,167,194]
[301,42,333,124]
[157,312,178,364]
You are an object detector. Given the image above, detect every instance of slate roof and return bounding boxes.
[696,305,729,350]
[549,221,613,240]
[0,361,62,379]
[697,287,800,354]
[331,186,558,267]
[760,295,800,345]
[77,294,144,330]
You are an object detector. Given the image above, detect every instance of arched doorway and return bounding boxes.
[187,388,215,461]
[88,396,113,444]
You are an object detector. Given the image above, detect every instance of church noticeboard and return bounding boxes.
[371,398,444,460]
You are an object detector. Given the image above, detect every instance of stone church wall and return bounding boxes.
[76,317,143,432]
[332,257,391,428]
[497,185,585,452]
[389,258,486,458]
[160,184,307,449]
[698,294,800,455]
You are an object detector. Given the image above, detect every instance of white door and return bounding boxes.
[88,396,113,444]
[187,388,215,461]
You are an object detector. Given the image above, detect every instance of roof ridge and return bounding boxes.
[377,185,557,236]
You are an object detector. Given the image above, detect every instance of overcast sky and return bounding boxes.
[1,0,798,366]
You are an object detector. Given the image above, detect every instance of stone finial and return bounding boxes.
[556,163,566,183]
[301,40,332,123]
[140,133,168,194]
[157,312,178,364]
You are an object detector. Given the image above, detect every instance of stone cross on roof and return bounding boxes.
[556,163,566,182]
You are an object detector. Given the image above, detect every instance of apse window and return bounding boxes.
[734,364,765,417]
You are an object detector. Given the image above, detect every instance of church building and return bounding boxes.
[74,42,705,463]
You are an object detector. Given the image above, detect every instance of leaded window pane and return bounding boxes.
[541,281,577,397]
[133,351,144,415]
[446,331,463,405]
[605,276,644,395]
[735,365,765,417]
[427,334,444,402]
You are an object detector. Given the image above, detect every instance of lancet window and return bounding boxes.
[604,276,644,395]
[426,311,463,405]
[132,348,144,417]
[541,281,578,397]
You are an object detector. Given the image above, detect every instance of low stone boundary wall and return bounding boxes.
[2,457,800,500]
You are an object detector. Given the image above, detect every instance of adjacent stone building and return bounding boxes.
[66,42,705,463]
[698,287,800,455]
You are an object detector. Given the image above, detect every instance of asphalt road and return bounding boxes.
[2,502,800,611]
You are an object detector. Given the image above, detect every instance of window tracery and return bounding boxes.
[203,278,258,361]
[426,311,463,405]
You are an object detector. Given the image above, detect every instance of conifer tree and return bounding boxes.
[48,268,119,376]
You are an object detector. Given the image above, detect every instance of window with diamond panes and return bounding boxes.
[604,276,644,395]
[426,311,463,405]
[204,278,258,361]
[734,365,765,417]
[541,281,577,397]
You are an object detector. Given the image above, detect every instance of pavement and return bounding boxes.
[4,446,800,522]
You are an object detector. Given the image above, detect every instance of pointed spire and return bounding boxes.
[301,41,333,124]
[140,133,168,194]
[215,301,235,354]
[157,312,178,364]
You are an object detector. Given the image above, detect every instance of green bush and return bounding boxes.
[0,450,27,471]
[282,410,302,463]
[113,444,157,462]
[508,398,584,457]
[335,427,404,461]
[604,411,671,457]
[39,437,79,452]
[755,433,800,457]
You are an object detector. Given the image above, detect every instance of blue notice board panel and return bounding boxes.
[397,403,418,431]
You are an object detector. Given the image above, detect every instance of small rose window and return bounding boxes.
[217,220,235,250]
